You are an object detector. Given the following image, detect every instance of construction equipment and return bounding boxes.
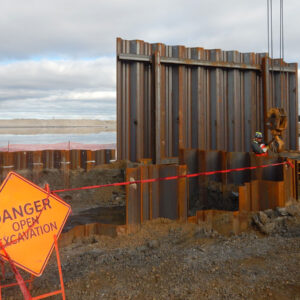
[266,107,287,153]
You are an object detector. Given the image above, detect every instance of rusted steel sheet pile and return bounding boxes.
[60,223,126,247]
[180,149,296,211]
[125,150,296,230]
[126,163,188,229]
[117,38,298,163]
[0,149,115,180]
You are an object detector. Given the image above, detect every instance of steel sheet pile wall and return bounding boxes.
[179,149,296,211]
[117,38,298,163]
[126,150,296,228]
[0,149,115,180]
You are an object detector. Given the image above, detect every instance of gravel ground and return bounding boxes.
[2,210,300,300]
[1,164,300,299]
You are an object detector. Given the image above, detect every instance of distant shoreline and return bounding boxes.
[0,119,116,127]
[0,119,116,135]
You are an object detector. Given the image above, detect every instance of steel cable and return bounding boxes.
[267,0,270,55]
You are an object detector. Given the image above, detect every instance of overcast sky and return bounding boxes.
[0,0,299,120]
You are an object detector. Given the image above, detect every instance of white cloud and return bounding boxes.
[0,58,115,90]
[0,0,299,61]
[0,57,116,119]
[0,0,299,119]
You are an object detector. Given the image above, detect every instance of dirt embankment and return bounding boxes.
[2,206,300,299]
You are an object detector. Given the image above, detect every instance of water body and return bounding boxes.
[0,132,116,147]
[0,99,116,121]
[0,133,297,148]
[63,206,125,232]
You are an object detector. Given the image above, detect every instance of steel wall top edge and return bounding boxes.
[117,38,297,65]
[118,53,262,71]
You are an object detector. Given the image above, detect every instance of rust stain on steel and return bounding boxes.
[240,180,285,211]
[87,150,96,171]
[283,159,296,203]
[42,150,54,169]
[117,38,298,163]
[177,165,188,221]
[149,164,159,219]
[250,180,260,211]
[140,165,149,222]
[239,183,251,212]
[60,150,70,188]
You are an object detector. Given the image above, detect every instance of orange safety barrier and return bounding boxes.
[0,177,69,300]
[0,235,65,300]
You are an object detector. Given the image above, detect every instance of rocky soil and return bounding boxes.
[1,163,300,299]
[2,203,300,300]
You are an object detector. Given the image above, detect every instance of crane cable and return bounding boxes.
[280,0,284,62]
[267,0,275,105]
[267,0,270,55]
[267,0,285,105]
[279,0,284,102]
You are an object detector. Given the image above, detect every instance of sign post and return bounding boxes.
[0,171,71,277]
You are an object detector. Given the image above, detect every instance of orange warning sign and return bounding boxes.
[0,172,71,276]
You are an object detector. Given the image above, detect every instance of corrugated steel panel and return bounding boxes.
[117,38,298,162]
[125,164,188,225]
[125,152,296,226]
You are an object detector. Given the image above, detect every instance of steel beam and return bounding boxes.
[118,53,296,72]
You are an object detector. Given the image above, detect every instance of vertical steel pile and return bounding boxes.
[179,149,296,212]
[117,38,298,163]
[0,149,116,180]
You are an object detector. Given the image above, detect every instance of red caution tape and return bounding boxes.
[52,161,289,193]
[286,160,295,169]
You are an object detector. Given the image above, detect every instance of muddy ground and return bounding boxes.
[1,164,300,299]
[16,161,129,214]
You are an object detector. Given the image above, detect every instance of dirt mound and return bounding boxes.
[252,203,300,236]
[2,211,300,299]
